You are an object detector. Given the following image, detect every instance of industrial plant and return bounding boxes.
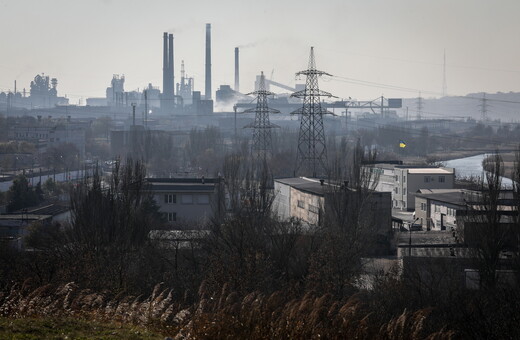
[2,9,520,339]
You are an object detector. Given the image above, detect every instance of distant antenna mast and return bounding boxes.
[442,49,447,97]
[479,93,489,121]
[416,92,424,120]
[292,47,336,178]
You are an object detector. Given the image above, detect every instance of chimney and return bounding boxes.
[162,32,168,100]
[168,34,174,97]
[234,47,239,92]
[205,23,212,100]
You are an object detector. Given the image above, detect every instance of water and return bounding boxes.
[444,154,513,188]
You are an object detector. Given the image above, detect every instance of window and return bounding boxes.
[297,200,305,209]
[309,204,319,214]
[395,175,398,182]
[424,176,430,183]
[435,205,440,212]
[439,176,445,183]
[182,194,193,204]
[167,212,176,222]
[394,187,398,194]
[197,194,209,204]
[403,188,406,195]
[164,194,176,204]
[403,176,406,183]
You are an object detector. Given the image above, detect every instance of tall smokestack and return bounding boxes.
[163,32,168,99]
[168,34,174,96]
[234,47,239,92]
[205,23,212,100]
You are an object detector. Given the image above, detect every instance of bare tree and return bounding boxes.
[460,152,515,289]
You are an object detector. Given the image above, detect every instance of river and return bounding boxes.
[444,153,513,188]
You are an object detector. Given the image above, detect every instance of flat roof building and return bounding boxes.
[367,163,455,211]
[146,177,219,227]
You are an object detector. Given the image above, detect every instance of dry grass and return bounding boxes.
[0,280,457,339]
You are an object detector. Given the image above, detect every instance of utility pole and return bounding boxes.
[292,47,336,178]
[144,90,148,128]
[416,92,424,120]
[131,103,137,156]
[131,103,136,127]
[479,93,489,121]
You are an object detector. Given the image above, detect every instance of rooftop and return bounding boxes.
[275,177,347,196]
[370,163,454,174]
[146,177,218,192]
[415,189,472,206]
[407,168,454,174]
[13,204,70,216]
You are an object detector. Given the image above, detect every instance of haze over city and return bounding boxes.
[1,0,520,104]
[2,1,520,338]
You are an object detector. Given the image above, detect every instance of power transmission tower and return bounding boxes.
[292,47,336,178]
[416,92,424,120]
[442,49,447,97]
[479,93,489,121]
[243,71,280,168]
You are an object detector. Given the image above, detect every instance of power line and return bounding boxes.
[346,119,518,147]
[329,75,520,105]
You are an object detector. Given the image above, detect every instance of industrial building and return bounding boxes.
[273,177,392,234]
[0,74,69,110]
[9,116,87,158]
[367,163,455,210]
[146,177,219,227]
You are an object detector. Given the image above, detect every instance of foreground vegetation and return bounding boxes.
[0,316,162,340]
[2,148,520,338]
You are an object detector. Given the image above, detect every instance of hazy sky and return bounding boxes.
[1,0,519,104]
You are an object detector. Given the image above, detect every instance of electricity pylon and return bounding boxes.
[292,47,335,178]
[243,71,280,169]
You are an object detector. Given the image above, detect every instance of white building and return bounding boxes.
[368,164,455,210]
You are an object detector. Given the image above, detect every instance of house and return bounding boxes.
[146,177,219,227]
[367,163,455,210]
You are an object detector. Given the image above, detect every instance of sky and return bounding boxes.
[1,0,520,104]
